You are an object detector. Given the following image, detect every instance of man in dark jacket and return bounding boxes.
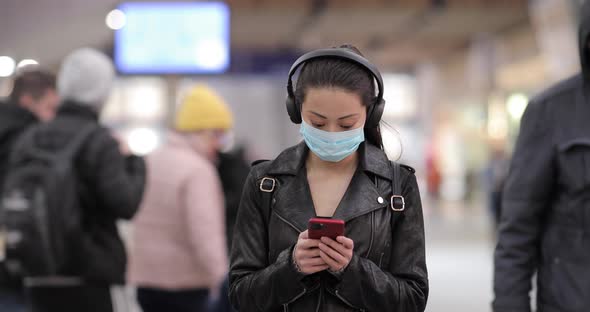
[0,69,58,312]
[0,69,58,190]
[493,3,590,312]
[23,48,145,312]
[217,146,251,253]
[213,146,250,312]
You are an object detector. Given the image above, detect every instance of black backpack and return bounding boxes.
[0,124,95,278]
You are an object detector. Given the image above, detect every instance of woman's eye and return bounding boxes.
[340,125,353,129]
[312,123,325,128]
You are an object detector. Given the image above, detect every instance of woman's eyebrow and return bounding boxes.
[338,114,359,120]
[311,111,327,119]
[309,112,359,120]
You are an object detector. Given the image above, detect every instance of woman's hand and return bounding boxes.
[318,236,354,272]
[293,230,330,275]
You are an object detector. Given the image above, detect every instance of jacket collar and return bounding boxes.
[266,141,392,181]
[0,101,38,127]
[269,142,392,231]
[57,101,99,121]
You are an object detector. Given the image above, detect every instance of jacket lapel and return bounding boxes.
[266,141,392,230]
[272,170,316,232]
[263,142,312,232]
[332,169,388,222]
[331,143,392,221]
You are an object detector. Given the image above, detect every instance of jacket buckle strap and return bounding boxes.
[260,177,276,193]
[391,195,405,212]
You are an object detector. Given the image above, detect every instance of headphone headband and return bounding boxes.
[285,48,386,128]
[286,48,384,102]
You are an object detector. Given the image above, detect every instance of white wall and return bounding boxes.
[103,75,302,159]
[180,75,301,159]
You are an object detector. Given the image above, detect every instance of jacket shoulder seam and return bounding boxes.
[250,160,273,180]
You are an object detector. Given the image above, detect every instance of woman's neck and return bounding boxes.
[306,151,359,173]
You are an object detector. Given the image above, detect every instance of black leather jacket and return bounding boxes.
[229,142,428,312]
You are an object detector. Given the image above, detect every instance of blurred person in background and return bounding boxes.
[494,2,590,311]
[485,145,509,229]
[0,69,58,189]
[0,69,58,311]
[229,45,428,312]
[18,48,146,312]
[217,145,251,255]
[212,145,250,312]
[425,145,441,201]
[128,85,230,312]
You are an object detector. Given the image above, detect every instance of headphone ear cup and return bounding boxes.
[365,99,385,128]
[286,96,302,124]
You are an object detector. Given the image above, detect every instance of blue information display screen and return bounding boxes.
[114,2,230,74]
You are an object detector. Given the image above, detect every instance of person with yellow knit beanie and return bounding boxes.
[129,85,233,312]
[174,85,233,131]
[172,84,234,161]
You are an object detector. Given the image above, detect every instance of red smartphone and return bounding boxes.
[308,218,345,240]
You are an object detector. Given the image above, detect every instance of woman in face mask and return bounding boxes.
[229,45,428,312]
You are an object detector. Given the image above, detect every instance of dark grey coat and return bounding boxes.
[493,3,590,311]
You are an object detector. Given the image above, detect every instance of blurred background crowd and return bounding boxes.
[0,0,584,311]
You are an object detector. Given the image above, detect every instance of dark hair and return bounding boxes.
[10,69,56,103]
[294,44,383,148]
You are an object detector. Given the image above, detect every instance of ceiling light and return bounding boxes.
[16,59,39,69]
[127,127,159,155]
[0,56,16,77]
[106,9,126,30]
[506,93,528,122]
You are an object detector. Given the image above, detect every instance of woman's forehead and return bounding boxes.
[302,87,364,115]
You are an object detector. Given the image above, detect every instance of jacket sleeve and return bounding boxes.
[229,170,308,312]
[94,133,146,220]
[183,162,228,289]
[328,170,428,312]
[493,99,554,312]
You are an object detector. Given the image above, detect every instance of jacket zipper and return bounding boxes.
[274,211,302,233]
[315,280,324,312]
[283,288,307,312]
[275,203,305,312]
[345,204,387,223]
[364,211,375,258]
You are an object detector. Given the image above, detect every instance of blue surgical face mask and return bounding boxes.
[300,120,365,162]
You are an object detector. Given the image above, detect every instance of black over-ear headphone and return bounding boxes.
[286,48,385,128]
